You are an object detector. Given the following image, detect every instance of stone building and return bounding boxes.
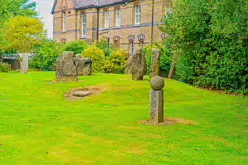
[52,0,172,53]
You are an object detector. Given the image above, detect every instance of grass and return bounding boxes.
[0,72,247,165]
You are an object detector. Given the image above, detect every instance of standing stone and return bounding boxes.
[150,49,160,77]
[150,76,165,124]
[74,58,92,76]
[82,58,93,76]
[131,48,147,80]
[56,51,78,81]
[20,53,29,74]
[124,56,133,74]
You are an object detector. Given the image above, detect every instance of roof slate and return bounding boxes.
[51,0,128,14]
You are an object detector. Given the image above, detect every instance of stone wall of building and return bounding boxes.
[53,0,167,52]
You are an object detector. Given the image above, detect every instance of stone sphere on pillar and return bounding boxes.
[150,76,165,91]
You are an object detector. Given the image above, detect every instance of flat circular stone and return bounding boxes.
[150,76,165,90]
[72,91,92,97]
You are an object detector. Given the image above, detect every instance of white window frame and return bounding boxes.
[62,12,66,32]
[135,5,141,25]
[82,13,87,37]
[104,11,110,28]
[130,42,135,54]
[115,9,121,27]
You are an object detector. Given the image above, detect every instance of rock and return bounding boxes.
[150,49,160,77]
[150,76,164,91]
[124,56,133,74]
[74,58,92,76]
[76,54,82,58]
[56,51,78,81]
[72,91,92,97]
[131,48,147,80]
[20,53,29,74]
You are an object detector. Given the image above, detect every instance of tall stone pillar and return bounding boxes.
[20,53,29,74]
[150,76,165,124]
[150,49,160,77]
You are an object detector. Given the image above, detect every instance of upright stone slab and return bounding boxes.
[150,76,165,124]
[150,49,160,77]
[82,58,93,76]
[74,57,92,76]
[20,53,29,74]
[124,56,133,75]
[131,48,147,80]
[56,51,78,81]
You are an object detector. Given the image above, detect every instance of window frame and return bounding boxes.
[135,5,141,25]
[81,12,87,37]
[130,41,135,54]
[115,8,121,27]
[104,10,110,28]
[62,12,66,32]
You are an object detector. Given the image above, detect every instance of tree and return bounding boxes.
[4,16,45,53]
[160,0,248,94]
[0,0,37,52]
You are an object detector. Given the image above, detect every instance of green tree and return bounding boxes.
[0,0,37,52]
[160,0,248,94]
[4,16,45,53]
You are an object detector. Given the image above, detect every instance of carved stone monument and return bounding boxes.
[131,48,147,80]
[150,49,160,77]
[150,76,165,124]
[20,53,29,74]
[56,51,78,81]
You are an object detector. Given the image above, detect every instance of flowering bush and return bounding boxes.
[104,50,128,74]
[82,45,105,73]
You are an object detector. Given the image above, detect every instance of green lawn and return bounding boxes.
[0,72,247,165]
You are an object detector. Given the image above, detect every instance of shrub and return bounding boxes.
[97,36,112,57]
[104,50,128,74]
[82,45,105,73]
[64,41,89,55]
[0,62,11,72]
[29,40,65,71]
[160,0,248,94]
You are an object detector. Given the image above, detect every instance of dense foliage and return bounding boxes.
[104,50,128,74]
[0,62,11,72]
[64,41,89,55]
[82,45,105,72]
[160,0,248,94]
[3,16,45,53]
[29,40,65,71]
[0,0,37,52]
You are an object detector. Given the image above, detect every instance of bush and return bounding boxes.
[64,41,89,55]
[97,36,112,57]
[82,45,105,73]
[0,62,11,72]
[161,0,248,94]
[29,40,65,71]
[104,50,128,73]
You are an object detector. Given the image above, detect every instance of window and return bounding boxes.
[62,12,66,32]
[115,9,121,27]
[82,13,87,37]
[104,11,110,28]
[135,5,141,25]
[130,42,134,54]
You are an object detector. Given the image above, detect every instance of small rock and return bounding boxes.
[72,91,92,97]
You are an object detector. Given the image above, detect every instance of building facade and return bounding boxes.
[52,0,172,53]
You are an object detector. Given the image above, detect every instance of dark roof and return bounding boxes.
[51,0,129,14]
